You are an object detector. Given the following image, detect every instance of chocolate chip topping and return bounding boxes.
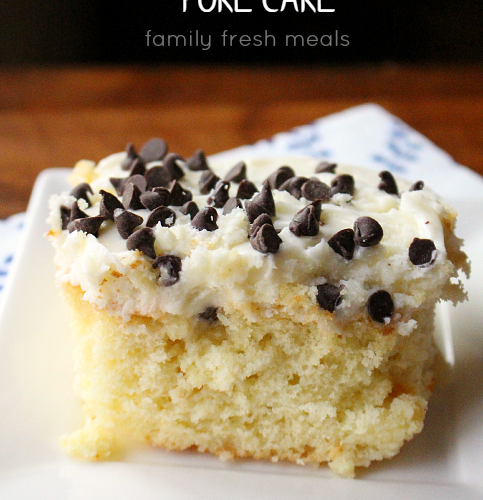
[409,180,424,192]
[249,213,273,237]
[145,166,172,189]
[315,161,337,174]
[140,191,165,211]
[353,217,383,247]
[128,157,146,178]
[328,229,355,260]
[60,205,71,230]
[113,208,143,239]
[199,306,219,322]
[250,223,282,254]
[409,238,437,266]
[186,149,210,171]
[69,201,89,222]
[310,199,323,221]
[191,207,219,231]
[146,206,177,228]
[126,174,147,193]
[368,290,394,323]
[126,227,156,259]
[151,187,171,206]
[223,161,246,183]
[199,170,220,195]
[122,182,144,210]
[223,197,243,215]
[301,179,331,202]
[279,176,309,199]
[99,190,124,220]
[72,215,105,237]
[152,254,182,286]
[316,283,344,313]
[266,166,295,190]
[378,171,399,196]
[331,174,354,196]
[181,200,199,219]
[70,183,93,207]
[121,143,138,170]
[289,205,319,237]
[236,179,258,200]
[169,180,192,206]
[252,181,276,216]
[110,177,126,196]
[163,153,184,180]
[208,180,231,208]
[244,200,270,223]
[139,138,168,163]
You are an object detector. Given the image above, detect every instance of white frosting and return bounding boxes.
[48,153,459,329]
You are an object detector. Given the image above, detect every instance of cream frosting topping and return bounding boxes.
[48,152,462,331]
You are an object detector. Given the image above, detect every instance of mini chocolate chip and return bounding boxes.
[250,223,282,254]
[409,238,437,266]
[145,166,172,189]
[199,306,219,322]
[331,174,354,196]
[378,171,399,196]
[140,191,165,211]
[114,208,143,239]
[186,149,210,171]
[72,215,105,237]
[279,176,309,199]
[169,180,192,206]
[126,174,147,193]
[99,190,124,220]
[128,157,146,178]
[208,180,231,208]
[152,254,182,286]
[316,283,344,312]
[199,170,220,195]
[70,183,93,207]
[191,207,219,231]
[249,213,273,237]
[310,200,323,221]
[236,179,258,199]
[223,161,247,183]
[409,180,424,192]
[151,187,171,206]
[126,227,156,259]
[266,166,295,190]
[328,229,355,260]
[121,143,138,170]
[301,179,331,202]
[244,200,270,223]
[69,201,89,222]
[223,197,243,215]
[368,290,394,323]
[252,181,276,216]
[122,182,144,210]
[146,206,176,228]
[289,205,319,237]
[315,161,337,174]
[353,217,383,247]
[163,153,184,180]
[110,177,127,196]
[139,138,168,162]
[181,200,199,219]
[60,205,71,230]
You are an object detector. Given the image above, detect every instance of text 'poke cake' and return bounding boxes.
[47,139,469,477]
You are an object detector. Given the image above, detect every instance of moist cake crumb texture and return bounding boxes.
[47,139,469,477]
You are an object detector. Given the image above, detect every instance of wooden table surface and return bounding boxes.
[1,64,482,219]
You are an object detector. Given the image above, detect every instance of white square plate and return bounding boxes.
[0,164,482,500]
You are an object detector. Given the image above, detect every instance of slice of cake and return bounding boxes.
[47,140,469,477]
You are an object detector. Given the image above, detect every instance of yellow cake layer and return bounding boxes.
[61,282,434,477]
